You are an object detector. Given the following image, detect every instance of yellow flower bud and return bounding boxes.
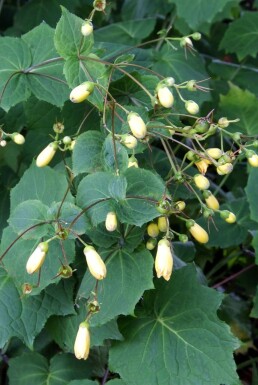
[146,238,157,250]
[185,100,199,115]
[216,163,233,175]
[193,174,210,190]
[157,86,174,108]
[158,216,168,232]
[122,134,138,149]
[155,239,173,281]
[220,210,236,224]
[248,154,258,167]
[83,246,107,280]
[205,194,220,211]
[128,155,138,168]
[105,211,117,232]
[70,82,94,103]
[187,221,209,244]
[81,20,93,36]
[147,222,159,238]
[175,201,186,211]
[194,159,211,174]
[74,322,90,360]
[36,142,58,167]
[206,148,223,159]
[26,242,48,274]
[127,112,147,139]
[12,132,25,145]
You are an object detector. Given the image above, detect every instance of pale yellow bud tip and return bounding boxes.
[127,113,147,139]
[157,86,174,108]
[105,211,118,232]
[83,246,107,280]
[36,142,57,167]
[193,174,210,190]
[26,242,48,274]
[155,239,173,281]
[74,322,90,360]
[188,222,209,244]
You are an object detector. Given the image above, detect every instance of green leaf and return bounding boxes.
[152,45,210,105]
[8,353,93,385]
[47,202,90,236]
[63,54,108,110]
[13,0,77,33]
[102,135,129,174]
[8,200,50,239]
[10,163,73,212]
[198,199,250,248]
[54,7,93,59]
[251,286,258,318]
[169,0,238,30]
[109,265,239,385]
[48,304,122,352]
[220,12,258,61]
[122,0,171,20]
[246,168,258,224]
[117,168,165,226]
[0,37,31,111]
[218,84,258,135]
[72,131,104,175]
[22,23,69,107]
[0,268,75,348]
[0,226,75,295]
[68,381,98,385]
[76,172,120,226]
[95,19,156,45]
[79,248,154,326]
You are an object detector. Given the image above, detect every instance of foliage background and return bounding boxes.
[1,0,258,384]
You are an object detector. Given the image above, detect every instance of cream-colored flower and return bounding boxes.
[127,112,147,139]
[157,86,174,108]
[74,322,90,360]
[36,142,57,167]
[194,159,211,174]
[83,246,107,280]
[193,174,210,190]
[187,221,209,244]
[70,82,94,103]
[105,211,118,232]
[155,239,173,281]
[26,242,48,274]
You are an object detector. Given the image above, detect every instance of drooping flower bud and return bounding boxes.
[246,151,258,167]
[36,142,58,167]
[194,159,211,174]
[70,82,94,103]
[122,134,138,149]
[185,100,199,115]
[81,20,93,36]
[157,86,174,108]
[128,155,138,168]
[155,239,173,281]
[127,112,147,139]
[83,246,107,280]
[11,132,25,145]
[157,216,168,232]
[216,163,233,175]
[206,148,223,159]
[175,201,186,211]
[26,242,49,274]
[146,238,157,251]
[203,190,220,211]
[147,222,159,238]
[74,322,90,360]
[220,210,236,224]
[105,211,117,232]
[193,174,210,190]
[186,220,209,244]
[192,32,201,40]
[63,136,72,145]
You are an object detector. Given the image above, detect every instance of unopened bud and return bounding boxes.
[147,222,159,238]
[70,82,94,103]
[193,174,210,190]
[146,238,157,250]
[185,100,199,115]
[105,211,117,232]
[26,242,48,274]
[220,210,236,223]
[83,246,107,280]
[128,155,138,168]
[216,163,233,175]
[186,220,209,244]
[36,142,58,167]
[122,134,138,149]
[206,148,223,159]
[157,216,168,232]
[155,239,173,281]
[81,20,93,37]
[127,112,147,139]
[74,322,90,360]
[157,86,174,108]
[203,190,220,210]
[12,132,25,145]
